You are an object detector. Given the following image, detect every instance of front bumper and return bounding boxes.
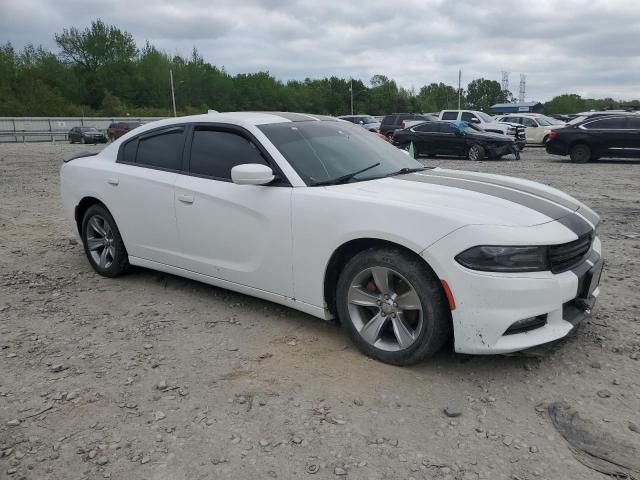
[487,142,520,158]
[422,223,602,354]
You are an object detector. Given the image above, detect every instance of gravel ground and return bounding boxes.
[1,142,639,480]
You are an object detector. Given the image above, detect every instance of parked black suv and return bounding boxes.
[379,113,437,137]
[546,115,640,163]
[392,120,519,160]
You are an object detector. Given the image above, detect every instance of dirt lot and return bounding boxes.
[1,142,639,480]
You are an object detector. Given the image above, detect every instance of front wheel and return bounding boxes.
[467,144,485,161]
[81,204,129,277]
[570,144,591,163]
[336,247,451,365]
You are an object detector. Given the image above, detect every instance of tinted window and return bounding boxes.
[135,128,184,170]
[189,129,268,180]
[585,117,627,129]
[521,117,537,127]
[441,111,458,120]
[381,115,397,126]
[627,117,640,129]
[414,122,440,133]
[122,140,138,164]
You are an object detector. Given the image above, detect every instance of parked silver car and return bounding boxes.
[337,115,381,132]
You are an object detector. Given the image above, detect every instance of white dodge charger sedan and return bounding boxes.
[60,112,603,365]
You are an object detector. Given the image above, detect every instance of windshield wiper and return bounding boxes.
[381,166,429,178]
[310,162,381,186]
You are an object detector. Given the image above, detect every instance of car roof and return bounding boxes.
[121,112,340,136]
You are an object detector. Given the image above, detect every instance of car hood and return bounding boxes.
[329,168,595,228]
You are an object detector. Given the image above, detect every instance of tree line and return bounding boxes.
[0,20,638,118]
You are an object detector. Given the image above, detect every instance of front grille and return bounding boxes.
[549,233,593,273]
[515,126,526,140]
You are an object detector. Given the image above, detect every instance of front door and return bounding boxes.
[174,125,294,297]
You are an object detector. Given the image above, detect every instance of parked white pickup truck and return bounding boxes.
[438,110,526,150]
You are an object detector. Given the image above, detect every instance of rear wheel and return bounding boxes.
[570,143,591,163]
[467,144,485,161]
[81,204,129,277]
[542,135,549,145]
[336,247,451,365]
[68,136,74,144]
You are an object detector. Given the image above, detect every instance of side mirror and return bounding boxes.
[469,117,480,124]
[231,164,275,185]
[358,120,364,125]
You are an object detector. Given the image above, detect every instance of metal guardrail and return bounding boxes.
[0,117,164,143]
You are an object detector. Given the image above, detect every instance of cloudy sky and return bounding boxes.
[1,0,639,101]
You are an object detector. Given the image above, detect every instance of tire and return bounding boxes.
[542,135,549,145]
[81,204,129,277]
[68,137,74,144]
[335,247,451,365]
[569,143,591,163]
[467,144,485,161]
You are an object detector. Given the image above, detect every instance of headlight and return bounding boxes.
[507,127,516,135]
[455,246,549,272]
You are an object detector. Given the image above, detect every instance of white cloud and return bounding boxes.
[1,0,639,101]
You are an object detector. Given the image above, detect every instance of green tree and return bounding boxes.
[415,82,459,112]
[543,94,586,114]
[466,78,507,112]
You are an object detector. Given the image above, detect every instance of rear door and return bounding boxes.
[108,126,184,265]
[411,122,441,154]
[173,124,294,296]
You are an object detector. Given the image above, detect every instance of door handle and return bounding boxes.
[107,177,119,186]
[178,194,194,204]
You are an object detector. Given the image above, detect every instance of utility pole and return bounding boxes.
[350,78,354,115]
[457,69,462,109]
[170,69,177,117]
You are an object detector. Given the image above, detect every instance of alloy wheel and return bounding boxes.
[468,145,480,161]
[347,266,424,352]
[85,214,116,269]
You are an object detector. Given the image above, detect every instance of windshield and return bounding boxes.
[541,116,563,125]
[259,121,423,185]
[360,116,378,124]
[80,127,98,132]
[476,112,493,122]
[568,116,587,125]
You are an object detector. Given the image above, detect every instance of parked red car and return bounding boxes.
[106,121,142,141]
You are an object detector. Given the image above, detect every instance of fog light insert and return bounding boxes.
[503,314,548,335]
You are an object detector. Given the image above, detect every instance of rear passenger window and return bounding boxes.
[135,127,185,170]
[121,139,138,164]
[414,123,439,133]
[441,111,458,120]
[189,128,268,180]
[585,117,627,129]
